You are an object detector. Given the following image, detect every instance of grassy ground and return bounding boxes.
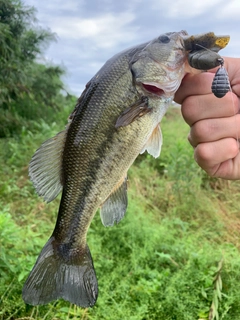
[1,107,240,320]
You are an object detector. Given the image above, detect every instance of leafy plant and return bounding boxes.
[0,0,75,137]
[1,108,240,319]
[208,259,224,320]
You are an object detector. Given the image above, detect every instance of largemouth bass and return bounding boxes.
[22,31,229,308]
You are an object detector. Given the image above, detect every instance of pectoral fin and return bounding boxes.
[29,129,67,203]
[115,96,150,128]
[140,124,162,158]
[100,176,128,227]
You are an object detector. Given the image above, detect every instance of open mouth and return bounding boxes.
[142,83,165,96]
[141,76,183,98]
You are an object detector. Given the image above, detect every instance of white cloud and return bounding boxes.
[150,0,228,19]
[171,0,222,17]
[25,0,240,94]
[215,0,240,19]
[50,11,138,48]
[27,0,84,21]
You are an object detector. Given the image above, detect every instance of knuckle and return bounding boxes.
[191,119,214,143]
[195,143,211,162]
[225,92,239,115]
[181,96,199,124]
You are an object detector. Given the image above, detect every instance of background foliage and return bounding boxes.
[1,1,240,319]
[0,0,70,138]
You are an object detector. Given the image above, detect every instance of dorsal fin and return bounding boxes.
[29,129,67,203]
[140,123,162,158]
[100,176,128,227]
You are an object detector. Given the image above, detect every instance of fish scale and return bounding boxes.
[22,30,229,308]
[53,56,141,245]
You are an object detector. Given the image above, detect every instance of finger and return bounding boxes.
[174,72,214,104]
[188,114,240,147]
[221,57,240,97]
[175,57,240,104]
[181,92,239,126]
[194,138,240,179]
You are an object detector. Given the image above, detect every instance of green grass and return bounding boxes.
[1,107,240,319]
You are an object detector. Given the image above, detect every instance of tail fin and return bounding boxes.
[22,237,98,308]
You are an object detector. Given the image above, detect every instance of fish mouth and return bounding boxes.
[142,83,165,96]
[141,79,181,98]
[140,59,186,98]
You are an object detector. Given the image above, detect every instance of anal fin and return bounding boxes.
[100,176,128,227]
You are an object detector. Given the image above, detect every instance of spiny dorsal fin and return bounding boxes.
[140,123,162,158]
[100,176,128,227]
[115,96,150,128]
[29,129,67,203]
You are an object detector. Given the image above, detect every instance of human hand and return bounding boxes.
[174,57,240,179]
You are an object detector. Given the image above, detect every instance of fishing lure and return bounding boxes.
[211,59,231,98]
[188,50,223,70]
[187,46,231,98]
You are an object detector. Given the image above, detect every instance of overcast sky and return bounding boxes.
[25,0,240,96]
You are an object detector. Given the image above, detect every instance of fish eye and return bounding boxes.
[158,35,170,43]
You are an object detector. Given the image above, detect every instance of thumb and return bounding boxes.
[222,57,240,96]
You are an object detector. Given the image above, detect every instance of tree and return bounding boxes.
[0,0,69,137]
